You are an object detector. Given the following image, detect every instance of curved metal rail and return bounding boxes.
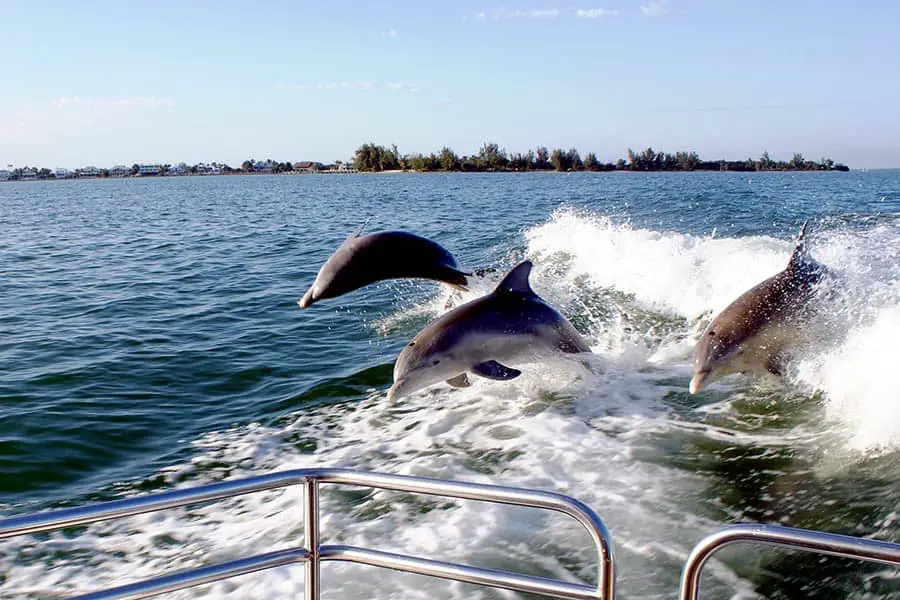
[680,523,900,600]
[0,468,615,600]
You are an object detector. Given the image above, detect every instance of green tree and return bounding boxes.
[584,152,600,171]
[626,148,638,170]
[439,147,459,171]
[550,148,567,171]
[478,142,508,170]
[535,146,550,170]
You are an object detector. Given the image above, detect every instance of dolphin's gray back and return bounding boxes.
[306,230,469,305]
[422,292,590,356]
[696,233,828,373]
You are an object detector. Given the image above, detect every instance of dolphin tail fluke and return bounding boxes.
[472,360,522,381]
[436,266,470,290]
[471,266,498,278]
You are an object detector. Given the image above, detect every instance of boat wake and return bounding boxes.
[2,209,898,599]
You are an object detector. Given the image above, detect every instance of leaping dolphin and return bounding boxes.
[689,220,828,394]
[388,260,592,402]
[299,228,471,308]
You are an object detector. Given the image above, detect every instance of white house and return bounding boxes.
[0,170,11,181]
[55,168,70,179]
[110,165,130,177]
[139,164,161,176]
[79,166,100,177]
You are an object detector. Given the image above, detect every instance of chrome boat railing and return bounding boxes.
[679,523,900,600]
[3,468,900,599]
[0,468,615,600]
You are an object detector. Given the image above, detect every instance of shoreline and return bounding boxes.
[1,167,864,183]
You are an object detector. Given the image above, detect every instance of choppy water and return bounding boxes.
[1,172,898,599]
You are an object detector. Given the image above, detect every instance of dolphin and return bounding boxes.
[388,260,592,402]
[689,220,828,394]
[299,228,471,308]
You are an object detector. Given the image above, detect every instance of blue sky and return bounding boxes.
[2,0,899,169]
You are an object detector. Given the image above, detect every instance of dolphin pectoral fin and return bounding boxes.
[446,373,471,388]
[471,360,522,381]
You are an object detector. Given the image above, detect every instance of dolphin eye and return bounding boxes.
[433,359,440,365]
[708,331,715,337]
[408,341,416,347]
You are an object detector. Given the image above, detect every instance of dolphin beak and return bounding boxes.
[388,375,416,403]
[689,370,710,395]
[298,286,317,309]
[386,379,404,403]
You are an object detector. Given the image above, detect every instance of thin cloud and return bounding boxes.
[473,8,560,20]
[575,8,619,18]
[276,82,418,92]
[640,0,669,17]
[51,96,175,109]
[384,83,421,92]
[382,27,397,37]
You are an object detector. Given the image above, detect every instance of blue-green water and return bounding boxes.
[1,172,899,598]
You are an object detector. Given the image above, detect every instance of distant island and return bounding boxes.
[352,143,850,173]
[0,143,849,182]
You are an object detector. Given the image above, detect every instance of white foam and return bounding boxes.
[527,210,900,451]
[2,365,751,599]
[524,208,790,320]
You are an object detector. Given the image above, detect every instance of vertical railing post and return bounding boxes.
[303,479,320,600]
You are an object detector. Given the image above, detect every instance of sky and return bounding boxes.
[2,0,900,169]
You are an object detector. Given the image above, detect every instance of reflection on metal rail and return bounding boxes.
[0,468,615,600]
[679,523,900,600]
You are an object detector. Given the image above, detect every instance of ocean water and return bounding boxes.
[0,172,898,599]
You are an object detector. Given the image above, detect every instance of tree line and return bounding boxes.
[353,142,850,173]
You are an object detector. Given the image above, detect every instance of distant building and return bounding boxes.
[110,165,130,177]
[293,161,322,173]
[253,159,277,172]
[194,163,218,175]
[79,166,100,177]
[55,168,70,179]
[21,168,37,179]
[170,163,187,175]
[139,164,161,176]
[0,170,11,181]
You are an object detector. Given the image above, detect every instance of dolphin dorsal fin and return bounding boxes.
[787,219,811,268]
[494,260,536,296]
